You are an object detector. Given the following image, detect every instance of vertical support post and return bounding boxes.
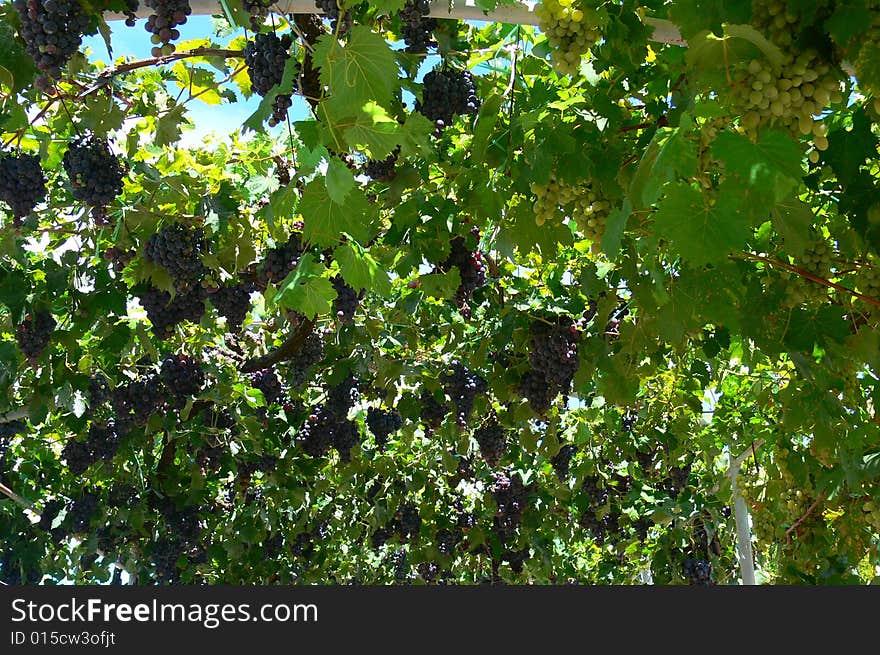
[728,440,763,585]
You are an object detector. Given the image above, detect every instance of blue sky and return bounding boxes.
[81,16,447,147]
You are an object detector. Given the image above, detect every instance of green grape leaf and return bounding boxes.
[326,157,356,205]
[274,253,337,319]
[300,180,374,247]
[334,242,391,296]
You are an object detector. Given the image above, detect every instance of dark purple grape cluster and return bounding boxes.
[332,276,361,323]
[296,408,336,457]
[417,561,440,582]
[245,32,292,96]
[249,368,284,404]
[0,420,26,440]
[104,246,135,274]
[682,557,712,585]
[287,332,324,387]
[518,315,581,414]
[440,362,487,425]
[242,0,271,31]
[136,284,206,339]
[440,235,486,313]
[399,0,436,53]
[621,410,637,432]
[68,492,100,532]
[503,547,530,574]
[209,281,251,331]
[579,508,621,546]
[517,370,555,415]
[419,389,448,429]
[160,353,205,397]
[370,525,392,549]
[581,475,609,508]
[489,471,535,542]
[366,407,402,450]
[314,0,351,33]
[331,418,360,463]
[143,223,207,289]
[390,547,409,584]
[473,417,507,466]
[151,538,184,583]
[257,233,302,287]
[122,0,138,26]
[61,134,125,209]
[363,146,399,182]
[416,66,481,132]
[269,93,292,127]
[326,374,359,418]
[88,373,111,406]
[38,499,63,531]
[112,374,165,426]
[13,0,90,84]
[144,0,191,57]
[0,151,46,221]
[551,443,577,479]
[665,463,691,499]
[15,310,56,361]
[61,422,120,475]
[435,527,462,555]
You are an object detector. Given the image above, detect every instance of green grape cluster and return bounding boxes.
[856,261,880,312]
[531,176,610,242]
[534,0,602,76]
[782,240,833,308]
[749,0,832,49]
[731,53,841,149]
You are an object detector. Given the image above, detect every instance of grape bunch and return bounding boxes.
[68,492,100,533]
[287,332,324,387]
[489,470,535,542]
[136,285,207,339]
[242,0,272,31]
[62,422,120,475]
[249,368,284,404]
[435,527,462,555]
[0,151,46,222]
[729,53,840,151]
[440,362,488,425]
[209,281,252,331]
[399,0,436,54]
[534,0,602,76]
[257,233,303,287]
[104,246,135,274]
[517,316,580,414]
[532,175,611,241]
[314,0,351,33]
[245,32,292,97]
[144,0,191,57]
[416,66,481,132]
[13,0,91,86]
[395,503,421,540]
[419,389,448,429]
[269,93,293,127]
[112,374,166,426]
[857,262,880,313]
[579,508,621,546]
[326,374,359,418]
[440,235,486,315]
[296,408,336,457]
[854,23,880,97]
[363,146,399,182]
[331,418,360,463]
[15,310,56,361]
[682,558,712,585]
[473,417,507,467]
[38,500,64,532]
[782,240,834,308]
[143,223,207,289]
[665,464,691,499]
[160,353,205,397]
[88,373,111,406]
[366,407,403,450]
[551,443,577,479]
[62,134,126,210]
[332,276,361,323]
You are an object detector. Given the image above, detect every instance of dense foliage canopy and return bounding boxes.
[1,0,879,585]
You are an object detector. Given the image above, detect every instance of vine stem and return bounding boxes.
[785,496,824,543]
[76,48,245,98]
[734,252,880,309]
[0,481,32,509]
